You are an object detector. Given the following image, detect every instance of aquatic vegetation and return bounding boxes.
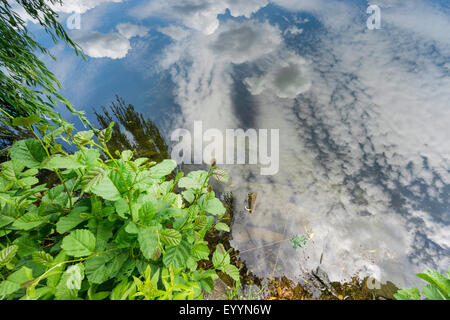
[394,269,450,300]
[0,117,239,300]
[290,234,309,249]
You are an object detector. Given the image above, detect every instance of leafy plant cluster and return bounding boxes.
[394,269,450,300]
[0,115,239,300]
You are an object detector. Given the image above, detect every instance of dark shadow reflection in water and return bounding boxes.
[94,95,170,162]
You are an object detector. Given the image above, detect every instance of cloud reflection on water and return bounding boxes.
[149,0,450,288]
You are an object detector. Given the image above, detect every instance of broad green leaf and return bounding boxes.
[61,229,96,257]
[85,251,128,284]
[32,251,54,268]
[40,155,84,170]
[163,241,192,269]
[0,215,15,228]
[56,206,89,234]
[73,130,94,146]
[114,198,130,219]
[12,212,48,230]
[121,150,133,161]
[192,242,210,260]
[212,244,229,269]
[18,176,39,187]
[204,198,226,216]
[179,177,202,190]
[160,229,182,246]
[222,264,240,282]
[0,267,33,296]
[137,227,158,260]
[194,216,208,230]
[13,234,40,257]
[0,245,19,267]
[82,167,107,192]
[98,122,114,144]
[10,139,47,168]
[148,159,177,178]
[215,223,230,232]
[91,175,121,201]
[182,190,195,204]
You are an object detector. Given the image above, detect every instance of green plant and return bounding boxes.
[394,269,450,300]
[0,116,239,300]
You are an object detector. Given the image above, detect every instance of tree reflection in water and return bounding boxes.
[95,95,170,163]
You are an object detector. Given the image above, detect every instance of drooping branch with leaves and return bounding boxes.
[0,0,87,150]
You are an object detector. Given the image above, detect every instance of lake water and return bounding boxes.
[38,0,450,289]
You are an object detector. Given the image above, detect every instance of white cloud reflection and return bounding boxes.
[153,0,450,288]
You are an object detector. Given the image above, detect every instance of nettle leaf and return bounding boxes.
[61,229,96,257]
[73,130,94,146]
[91,175,121,201]
[222,264,240,282]
[82,167,108,192]
[10,139,47,168]
[160,229,182,246]
[163,241,192,269]
[0,245,19,267]
[215,223,230,232]
[32,251,54,268]
[192,242,210,260]
[137,227,158,260]
[148,159,177,178]
[40,155,84,170]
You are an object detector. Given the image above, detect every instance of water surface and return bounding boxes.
[37,0,450,289]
